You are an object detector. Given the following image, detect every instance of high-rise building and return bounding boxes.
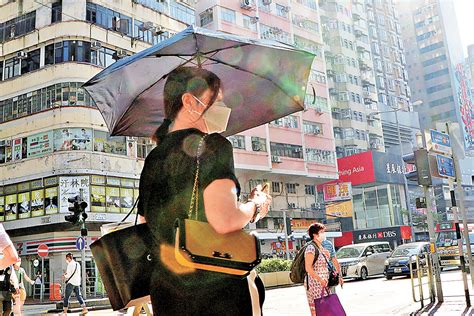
[0,0,192,298]
[319,0,384,158]
[365,0,420,155]
[194,0,340,252]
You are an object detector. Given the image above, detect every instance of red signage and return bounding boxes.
[337,151,376,185]
[37,244,49,257]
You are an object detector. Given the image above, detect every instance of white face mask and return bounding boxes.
[319,233,326,241]
[192,95,232,133]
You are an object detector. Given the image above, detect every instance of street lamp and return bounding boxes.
[367,106,414,241]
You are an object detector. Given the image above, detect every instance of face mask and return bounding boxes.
[192,96,232,133]
[319,233,326,241]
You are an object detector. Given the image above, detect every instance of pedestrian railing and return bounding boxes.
[409,253,436,309]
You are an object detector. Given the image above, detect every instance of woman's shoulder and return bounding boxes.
[305,243,316,254]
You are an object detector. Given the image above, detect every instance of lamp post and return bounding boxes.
[367,107,414,241]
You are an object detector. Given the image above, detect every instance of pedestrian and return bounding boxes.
[136,67,272,315]
[61,253,88,315]
[304,223,331,316]
[0,224,19,270]
[0,265,19,316]
[12,258,34,316]
[321,237,344,293]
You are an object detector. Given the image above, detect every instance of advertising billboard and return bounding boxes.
[326,200,353,218]
[453,63,474,152]
[27,131,53,158]
[323,182,352,202]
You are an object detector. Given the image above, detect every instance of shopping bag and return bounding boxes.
[314,291,346,316]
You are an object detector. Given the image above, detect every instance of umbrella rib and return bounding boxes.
[205,56,304,108]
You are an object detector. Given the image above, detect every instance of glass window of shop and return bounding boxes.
[352,184,403,230]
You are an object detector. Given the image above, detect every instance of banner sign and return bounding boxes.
[453,63,474,152]
[326,200,353,218]
[323,182,352,202]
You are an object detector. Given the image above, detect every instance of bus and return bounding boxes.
[435,222,474,268]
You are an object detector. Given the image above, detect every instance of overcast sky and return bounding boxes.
[453,0,474,57]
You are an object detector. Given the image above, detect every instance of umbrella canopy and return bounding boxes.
[83,25,316,137]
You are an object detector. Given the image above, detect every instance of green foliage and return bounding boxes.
[256,258,292,273]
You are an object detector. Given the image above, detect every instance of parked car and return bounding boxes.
[383,242,430,280]
[336,242,392,280]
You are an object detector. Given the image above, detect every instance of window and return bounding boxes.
[3,57,21,80]
[86,3,132,36]
[276,4,289,18]
[0,11,36,43]
[273,115,298,128]
[0,61,3,81]
[295,0,317,10]
[20,49,40,75]
[270,142,303,159]
[419,41,443,54]
[220,7,236,24]
[51,2,62,23]
[293,15,319,32]
[424,68,449,81]
[303,121,323,135]
[426,82,451,94]
[228,135,245,149]
[305,185,315,196]
[272,182,281,193]
[422,54,446,67]
[251,137,267,152]
[137,137,155,158]
[242,15,257,31]
[428,95,454,108]
[199,8,213,26]
[286,183,297,194]
[305,148,336,165]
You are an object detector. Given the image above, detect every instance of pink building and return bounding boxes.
[195,0,340,255]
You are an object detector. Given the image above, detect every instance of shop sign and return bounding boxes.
[91,175,106,185]
[337,151,375,185]
[18,182,30,192]
[325,221,342,232]
[27,131,53,158]
[323,182,352,202]
[326,200,353,218]
[354,226,401,244]
[44,177,58,187]
[107,177,121,186]
[372,152,406,185]
[59,176,90,214]
[30,179,43,189]
[291,219,315,230]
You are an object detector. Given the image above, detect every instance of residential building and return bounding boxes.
[0,0,192,298]
[194,0,340,253]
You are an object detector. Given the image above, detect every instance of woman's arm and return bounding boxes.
[23,271,34,285]
[0,245,19,270]
[203,179,259,234]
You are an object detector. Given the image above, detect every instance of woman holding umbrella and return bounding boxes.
[137,66,272,315]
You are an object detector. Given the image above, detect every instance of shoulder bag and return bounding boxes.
[318,246,340,287]
[174,136,261,276]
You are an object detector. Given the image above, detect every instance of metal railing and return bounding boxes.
[409,253,435,308]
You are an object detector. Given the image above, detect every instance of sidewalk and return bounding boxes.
[410,270,474,315]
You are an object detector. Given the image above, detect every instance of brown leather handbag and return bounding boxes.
[174,136,261,276]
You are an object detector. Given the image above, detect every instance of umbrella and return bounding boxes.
[83,25,316,137]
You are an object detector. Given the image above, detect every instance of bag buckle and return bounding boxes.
[212,251,232,259]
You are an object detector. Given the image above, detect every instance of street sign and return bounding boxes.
[33,259,39,267]
[428,129,452,155]
[76,237,86,251]
[436,155,455,178]
[37,244,48,257]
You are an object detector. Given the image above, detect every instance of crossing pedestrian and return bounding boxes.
[61,253,88,315]
[12,258,34,316]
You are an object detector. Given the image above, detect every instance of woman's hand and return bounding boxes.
[319,278,328,288]
[249,184,272,220]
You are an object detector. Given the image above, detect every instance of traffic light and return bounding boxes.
[402,150,433,186]
[65,197,88,224]
[285,217,292,236]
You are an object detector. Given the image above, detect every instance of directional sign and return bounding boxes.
[37,244,49,257]
[76,237,86,251]
[428,129,452,155]
[33,259,39,267]
[436,155,455,178]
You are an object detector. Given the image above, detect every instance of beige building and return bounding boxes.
[0,0,191,298]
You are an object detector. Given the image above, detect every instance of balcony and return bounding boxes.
[358,59,371,71]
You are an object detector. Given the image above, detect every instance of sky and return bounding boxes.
[453,0,474,57]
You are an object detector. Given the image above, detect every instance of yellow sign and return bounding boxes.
[326,200,353,218]
[291,219,316,230]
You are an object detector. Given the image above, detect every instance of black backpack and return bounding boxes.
[289,241,319,284]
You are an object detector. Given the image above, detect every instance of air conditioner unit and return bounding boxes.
[313,130,321,135]
[116,49,127,58]
[271,155,282,163]
[16,51,28,60]
[91,41,102,50]
[113,17,129,33]
[151,25,165,36]
[262,0,272,5]
[281,5,290,13]
[241,0,252,9]
[140,21,154,31]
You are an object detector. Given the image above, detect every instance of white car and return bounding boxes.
[337,242,392,280]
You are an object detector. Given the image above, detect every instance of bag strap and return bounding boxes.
[315,244,335,272]
[66,263,78,284]
[188,135,207,220]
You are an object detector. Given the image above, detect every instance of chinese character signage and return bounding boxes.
[323,182,352,202]
[354,226,406,244]
[372,151,406,184]
[326,200,353,218]
[59,176,90,214]
[427,129,452,155]
[291,219,315,230]
[454,63,474,152]
[436,155,455,178]
[27,131,53,158]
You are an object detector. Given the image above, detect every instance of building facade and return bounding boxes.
[0,0,193,298]
[194,0,340,254]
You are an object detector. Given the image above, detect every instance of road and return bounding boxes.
[23,270,470,315]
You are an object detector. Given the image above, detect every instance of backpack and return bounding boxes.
[289,241,319,284]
